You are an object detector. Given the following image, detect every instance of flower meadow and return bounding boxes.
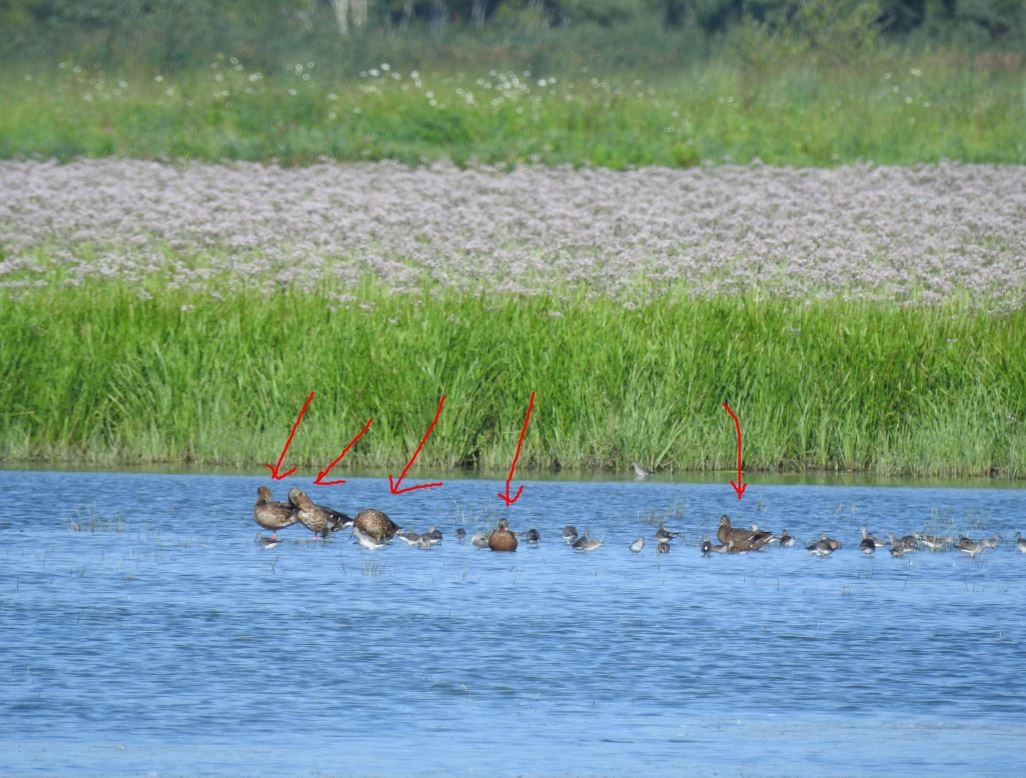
[2,159,1024,309]
[0,159,1024,476]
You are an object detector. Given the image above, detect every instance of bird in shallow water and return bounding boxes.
[717,515,767,548]
[288,488,352,539]
[572,529,603,551]
[859,527,887,555]
[779,529,795,547]
[701,536,728,555]
[352,508,401,543]
[253,485,299,540]
[563,525,579,544]
[917,533,952,552]
[471,531,490,549]
[657,541,670,554]
[352,525,385,550]
[632,462,652,480]
[955,533,999,557]
[455,528,467,543]
[488,519,518,552]
[629,536,645,553]
[807,534,840,556]
[396,531,421,545]
[888,533,919,557]
[1016,532,1026,553]
[655,523,679,544]
[523,528,541,543]
[421,527,443,545]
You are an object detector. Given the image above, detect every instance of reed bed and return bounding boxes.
[2,281,1023,476]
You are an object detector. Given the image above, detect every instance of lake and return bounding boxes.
[2,469,1025,776]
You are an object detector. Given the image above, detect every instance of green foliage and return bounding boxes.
[2,281,1023,477]
[1,55,1023,167]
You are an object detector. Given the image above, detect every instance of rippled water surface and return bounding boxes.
[3,470,1026,776]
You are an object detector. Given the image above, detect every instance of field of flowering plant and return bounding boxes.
[2,160,1024,310]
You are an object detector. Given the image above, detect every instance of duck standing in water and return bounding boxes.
[353,508,401,543]
[488,519,518,552]
[288,488,352,539]
[253,485,299,540]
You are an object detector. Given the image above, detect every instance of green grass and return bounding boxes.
[2,281,1024,477]
[1,51,1024,167]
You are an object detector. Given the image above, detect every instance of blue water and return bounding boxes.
[2,469,1026,776]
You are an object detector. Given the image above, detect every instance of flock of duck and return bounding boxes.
[254,485,1026,557]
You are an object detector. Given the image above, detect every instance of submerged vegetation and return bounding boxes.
[1,281,1024,477]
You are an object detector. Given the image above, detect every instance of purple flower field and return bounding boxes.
[2,159,1024,307]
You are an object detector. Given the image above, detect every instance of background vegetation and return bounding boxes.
[2,282,1024,477]
[1,0,1024,476]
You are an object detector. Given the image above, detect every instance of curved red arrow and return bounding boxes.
[388,396,445,495]
[497,391,535,507]
[265,391,314,480]
[314,416,374,486]
[722,401,747,500]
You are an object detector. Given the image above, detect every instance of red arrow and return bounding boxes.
[314,416,374,486]
[497,391,535,507]
[388,396,445,495]
[265,391,314,480]
[722,401,747,499]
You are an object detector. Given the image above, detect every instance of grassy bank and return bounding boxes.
[2,52,1024,166]
[2,282,1024,477]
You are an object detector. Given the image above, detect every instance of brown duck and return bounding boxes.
[488,519,518,552]
[288,488,353,539]
[717,515,771,549]
[353,508,401,542]
[253,485,299,540]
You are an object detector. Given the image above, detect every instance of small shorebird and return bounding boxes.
[629,536,645,553]
[470,532,490,549]
[563,525,579,544]
[253,485,298,540]
[655,523,679,544]
[455,528,467,543]
[288,488,352,539]
[352,508,401,542]
[488,519,518,552]
[807,534,840,556]
[421,527,443,545]
[523,528,541,543]
[779,529,795,547]
[859,527,886,555]
[888,533,919,557]
[701,536,728,555]
[396,531,422,545]
[1016,532,1026,553]
[353,525,385,550]
[572,529,602,551]
[955,534,999,557]
[632,462,652,480]
[917,533,952,552]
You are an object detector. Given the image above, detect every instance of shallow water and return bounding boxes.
[2,469,1025,776]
